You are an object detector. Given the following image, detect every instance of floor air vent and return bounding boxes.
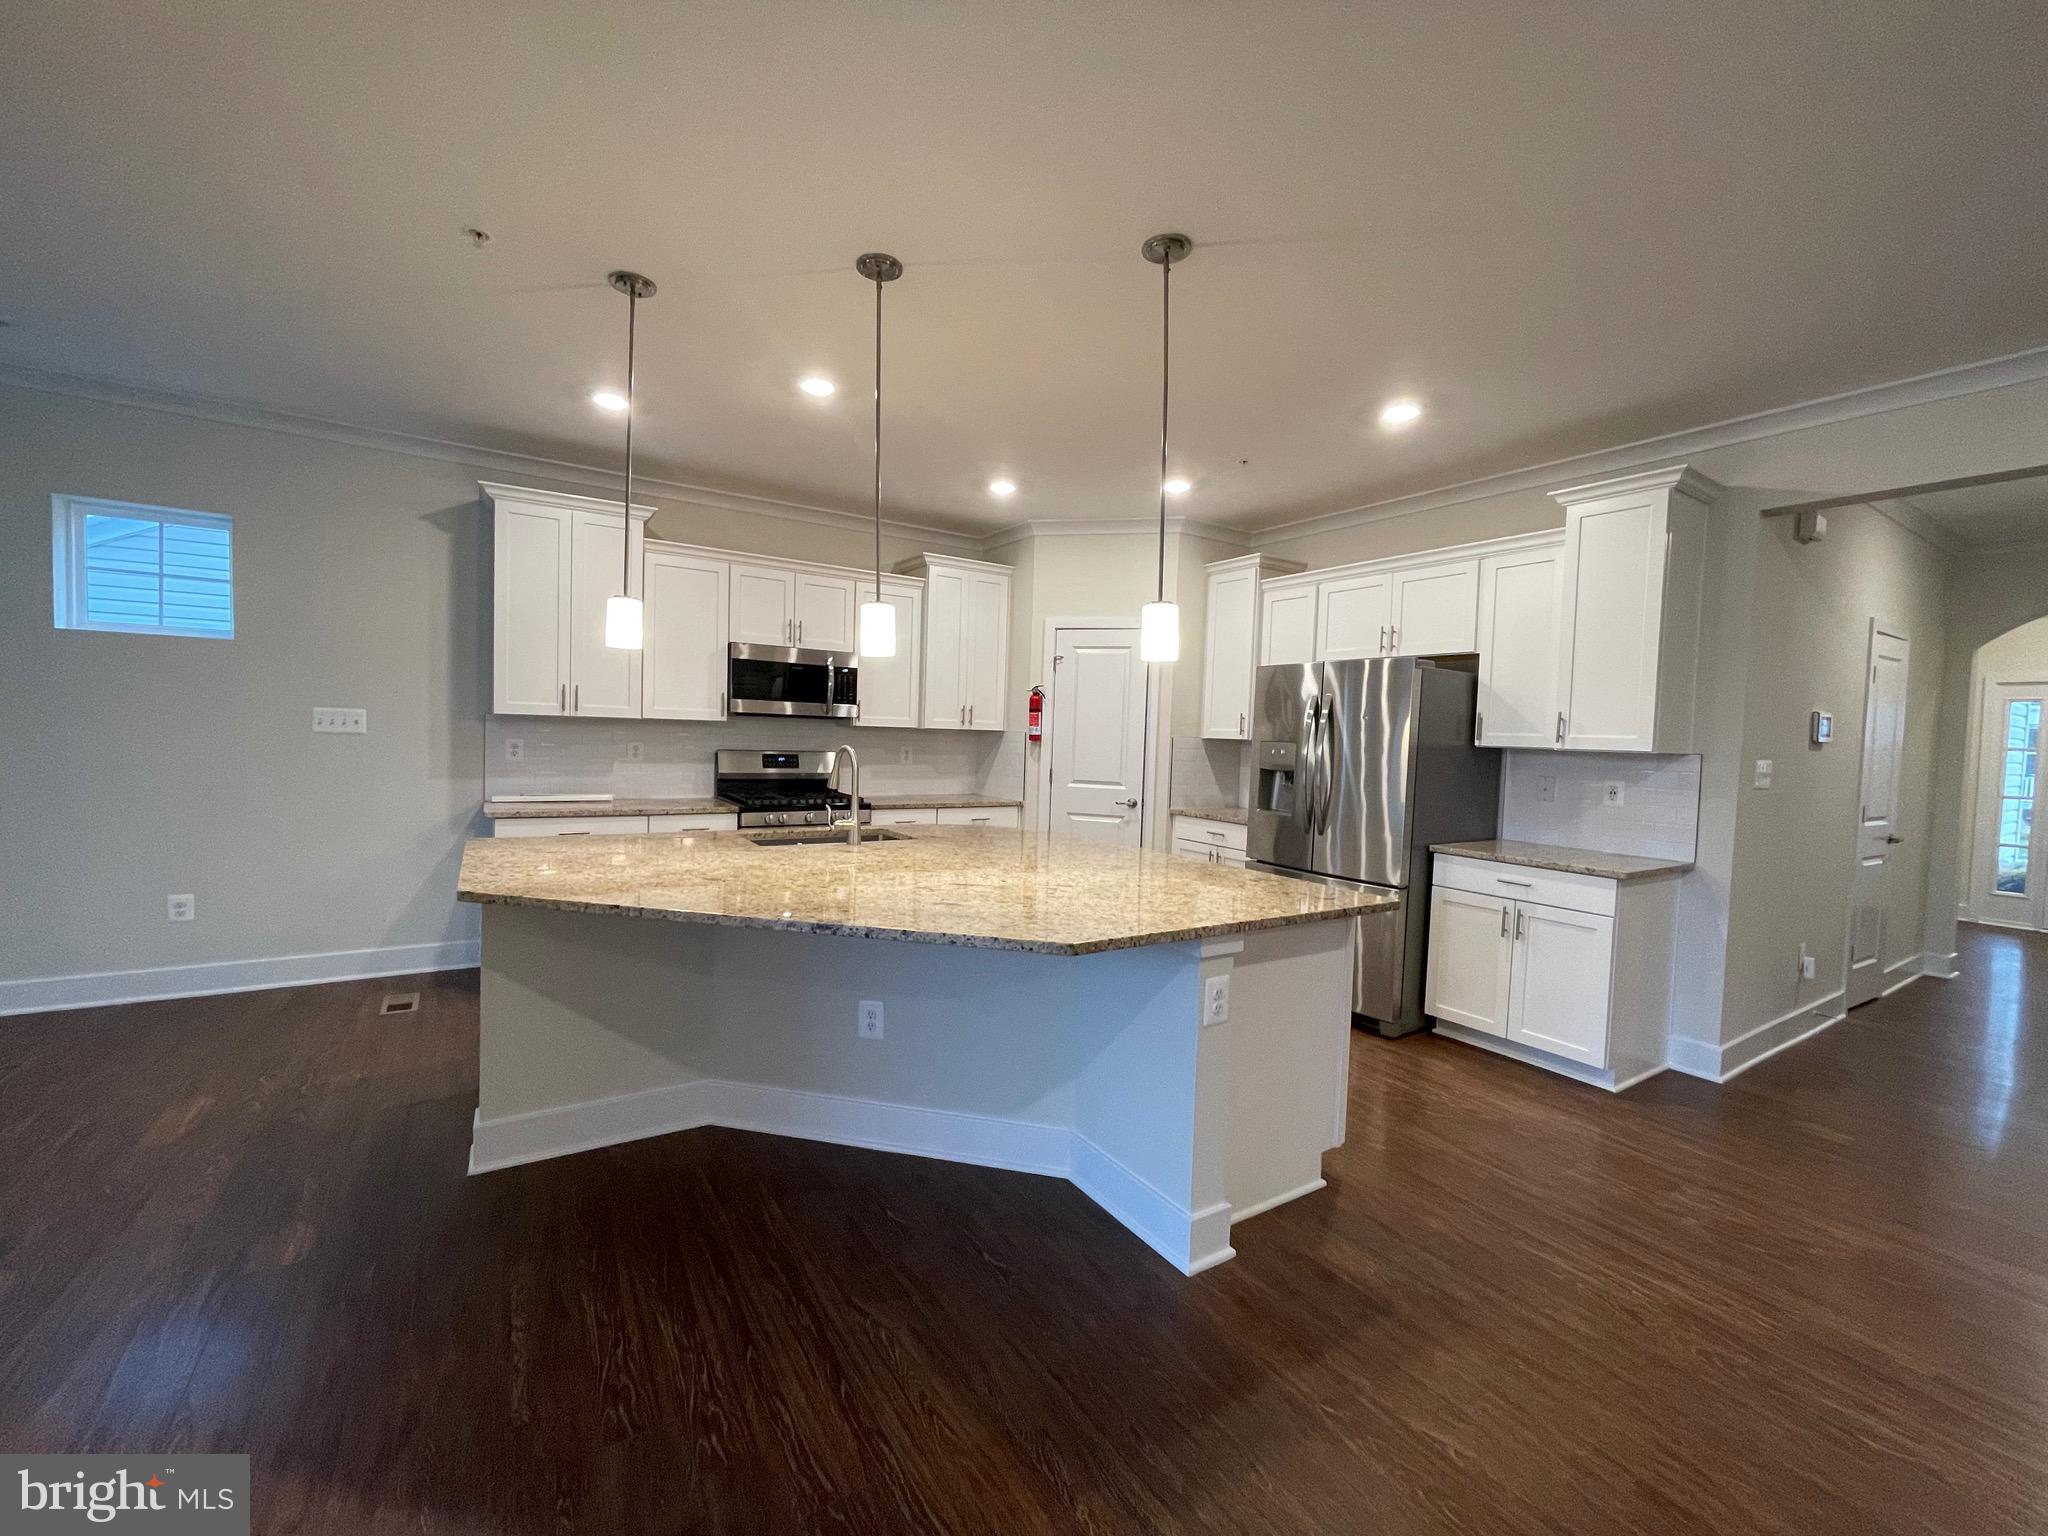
[379,992,421,1016]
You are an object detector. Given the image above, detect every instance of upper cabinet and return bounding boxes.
[903,554,1012,730]
[1474,541,1565,748]
[1203,554,1303,739]
[1316,571,1392,660]
[794,571,858,652]
[855,578,925,729]
[642,545,729,721]
[1389,559,1478,656]
[1551,467,1715,754]
[1259,582,1317,667]
[729,561,798,647]
[486,484,650,717]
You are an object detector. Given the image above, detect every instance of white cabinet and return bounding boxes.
[1426,853,1679,1089]
[642,545,729,720]
[1170,815,1249,866]
[1202,554,1303,738]
[1550,467,1714,753]
[794,570,858,651]
[491,815,652,838]
[904,554,1011,730]
[1474,541,1564,747]
[1316,571,1392,660]
[1259,582,1317,667]
[871,806,939,827]
[729,561,798,647]
[485,483,649,718]
[1389,558,1478,656]
[855,579,924,729]
[936,804,1022,827]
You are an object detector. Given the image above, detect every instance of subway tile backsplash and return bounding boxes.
[1168,737,1248,810]
[486,716,1026,802]
[1498,751,1701,862]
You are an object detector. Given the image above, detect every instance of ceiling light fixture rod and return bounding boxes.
[1139,234,1190,664]
[854,253,903,659]
[608,269,655,592]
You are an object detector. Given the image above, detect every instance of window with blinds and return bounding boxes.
[52,496,234,638]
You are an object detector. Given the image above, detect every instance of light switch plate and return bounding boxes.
[313,707,367,734]
[1537,775,1557,804]
[1754,759,1774,788]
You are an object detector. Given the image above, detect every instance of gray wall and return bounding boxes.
[0,383,977,993]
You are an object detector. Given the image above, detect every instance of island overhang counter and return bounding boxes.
[457,825,1392,1273]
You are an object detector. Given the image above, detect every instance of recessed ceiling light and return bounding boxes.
[799,376,836,397]
[590,388,629,412]
[1162,477,1192,496]
[989,479,1017,498]
[1379,398,1423,428]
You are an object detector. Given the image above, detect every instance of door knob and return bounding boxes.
[1117,798,1139,808]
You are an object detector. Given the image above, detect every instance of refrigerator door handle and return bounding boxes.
[1302,695,1322,837]
[1315,696,1337,834]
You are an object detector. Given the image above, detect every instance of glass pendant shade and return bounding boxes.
[604,593,644,651]
[858,599,897,658]
[1140,600,1180,663]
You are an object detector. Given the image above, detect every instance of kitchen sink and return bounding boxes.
[744,828,911,848]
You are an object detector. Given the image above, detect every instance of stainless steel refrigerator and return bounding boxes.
[1249,656,1500,1036]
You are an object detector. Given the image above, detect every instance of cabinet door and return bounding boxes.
[567,510,641,717]
[1557,492,1662,752]
[1506,902,1614,1067]
[643,549,729,720]
[729,562,798,646]
[1424,886,1514,1037]
[1475,546,1563,747]
[1390,559,1478,656]
[1260,584,1317,667]
[795,571,858,651]
[856,582,923,728]
[1202,566,1257,738]
[923,564,967,727]
[1317,573,1392,660]
[963,569,1010,729]
[937,805,1021,827]
[492,500,571,715]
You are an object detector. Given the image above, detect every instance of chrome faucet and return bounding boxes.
[828,745,862,847]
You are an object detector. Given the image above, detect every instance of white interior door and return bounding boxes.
[1048,626,1147,844]
[1970,682,2047,930]
[1424,887,1514,1036]
[1846,622,1911,1009]
[1317,573,1392,660]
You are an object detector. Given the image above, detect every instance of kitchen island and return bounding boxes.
[457,826,1391,1273]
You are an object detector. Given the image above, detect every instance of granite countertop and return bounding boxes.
[485,793,1024,819]
[1431,839,1694,881]
[484,796,737,819]
[457,825,1393,955]
[864,793,1025,810]
[1170,805,1250,826]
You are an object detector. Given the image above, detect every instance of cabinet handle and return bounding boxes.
[968,703,975,725]
[1388,625,1397,652]
[560,683,566,713]
[719,690,726,715]
[971,815,991,823]
[1476,710,1484,741]
[573,683,580,712]
[1500,906,1509,938]
[1555,712,1566,744]
[797,619,804,643]
[1378,624,1387,652]
[1239,711,1246,736]
[1515,910,1525,941]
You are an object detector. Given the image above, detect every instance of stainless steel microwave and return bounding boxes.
[726,642,859,718]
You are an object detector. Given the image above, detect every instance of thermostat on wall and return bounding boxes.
[1811,710,1833,745]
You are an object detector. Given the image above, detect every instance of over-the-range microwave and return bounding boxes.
[725,642,859,718]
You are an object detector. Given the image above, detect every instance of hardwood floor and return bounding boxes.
[4,926,2046,1533]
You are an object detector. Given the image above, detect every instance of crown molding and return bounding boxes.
[478,481,655,520]
[979,515,1253,546]
[1550,464,1723,507]
[1247,345,2048,547]
[0,362,980,546]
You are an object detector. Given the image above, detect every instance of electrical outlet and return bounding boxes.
[898,747,912,764]
[312,707,367,734]
[1601,782,1625,807]
[625,741,644,762]
[1799,944,1816,981]
[858,1000,884,1040]
[167,894,195,923]
[1537,775,1557,804]
[504,737,525,762]
[1754,759,1775,789]
[1202,974,1230,1027]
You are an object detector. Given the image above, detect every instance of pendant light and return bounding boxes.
[855,252,903,658]
[603,269,656,650]
[1139,233,1190,663]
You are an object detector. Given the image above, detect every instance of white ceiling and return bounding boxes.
[1900,472,2048,548]
[4,1,2046,533]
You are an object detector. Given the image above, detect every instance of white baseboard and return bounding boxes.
[472,1078,1236,1276]
[0,938,481,1018]
[1432,1022,1660,1094]
[1664,1035,1722,1080]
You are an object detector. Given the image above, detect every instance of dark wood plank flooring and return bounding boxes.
[4,926,2046,1533]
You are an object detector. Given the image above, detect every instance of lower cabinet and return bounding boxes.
[870,806,940,828]
[936,804,1021,828]
[1170,815,1249,866]
[1424,854,1676,1088]
[490,812,737,838]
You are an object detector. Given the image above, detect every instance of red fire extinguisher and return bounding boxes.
[1027,685,1045,743]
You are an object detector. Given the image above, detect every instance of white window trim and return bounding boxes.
[51,493,236,639]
